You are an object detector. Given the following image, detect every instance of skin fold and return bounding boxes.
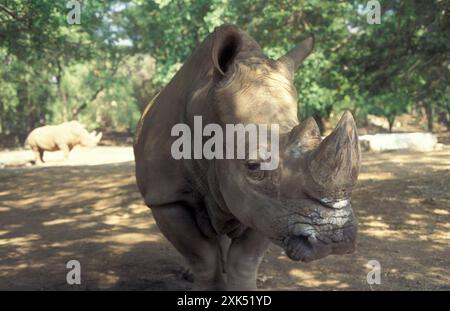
[134,24,361,290]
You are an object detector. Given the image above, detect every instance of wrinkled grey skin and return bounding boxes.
[134,24,361,290]
[25,121,102,164]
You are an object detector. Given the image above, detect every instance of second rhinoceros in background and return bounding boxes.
[25,121,102,164]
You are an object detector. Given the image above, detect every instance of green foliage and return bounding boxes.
[0,0,448,144]
[342,0,449,130]
[0,0,142,140]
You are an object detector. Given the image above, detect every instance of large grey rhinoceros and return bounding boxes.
[134,24,361,290]
[25,121,102,164]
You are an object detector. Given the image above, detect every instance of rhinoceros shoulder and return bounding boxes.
[134,91,194,207]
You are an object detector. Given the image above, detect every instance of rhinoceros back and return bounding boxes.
[25,122,83,151]
[25,125,59,151]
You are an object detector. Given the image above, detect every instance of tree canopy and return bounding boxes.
[0,0,448,144]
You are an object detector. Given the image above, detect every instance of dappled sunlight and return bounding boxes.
[433,231,450,241]
[1,148,450,290]
[89,271,121,289]
[111,233,160,244]
[43,218,76,226]
[408,213,426,220]
[358,171,395,181]
[0,147,134,168]
[358,217,406,240]
[289,269,350,289]
[0,262,46,277]
[0,234,41,247]
[0,161,186,290]
[258,148,450,290]
[348,149,450,290]
[0,230,9,237]
[432,209,448,215]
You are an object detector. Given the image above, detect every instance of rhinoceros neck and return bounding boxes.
[134,28,272,235]
[167,31,265,235]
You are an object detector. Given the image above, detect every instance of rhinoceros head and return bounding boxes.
[69,121,102,147]
[84,130,103,147]
[210,25,361,262]
[79,130,102,147]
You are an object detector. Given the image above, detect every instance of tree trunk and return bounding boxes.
[17,80,31,142]
[72,59,123,117]
[387,116,395,133]
[72,86,103,118]
[0,99,4,134]
[56,60,69,121]
[424,101,434,132]
[438,102,450,130]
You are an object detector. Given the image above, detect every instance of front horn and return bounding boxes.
[308,111,361,191]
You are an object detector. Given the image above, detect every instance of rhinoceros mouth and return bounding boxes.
[284,234,315,262]
[263,197,358,262]
[282,223,357,262]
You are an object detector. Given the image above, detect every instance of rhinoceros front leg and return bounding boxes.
[57,143,70,160]
[32,148,44,165]
[151,204,226,290]
[226,228,270,290]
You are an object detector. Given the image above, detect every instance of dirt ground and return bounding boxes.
[0,145,449,290]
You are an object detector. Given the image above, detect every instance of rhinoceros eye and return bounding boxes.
[245,160,261,171]
[245,160,265,180]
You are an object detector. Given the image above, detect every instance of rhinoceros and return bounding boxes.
[134,24,361,290]
[25,121,102,164]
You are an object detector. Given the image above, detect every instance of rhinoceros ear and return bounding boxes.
[211,24,242,78]
[278,34,314,75]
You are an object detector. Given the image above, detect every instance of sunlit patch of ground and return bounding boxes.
[0,146,449,290]
[0,146,134,167]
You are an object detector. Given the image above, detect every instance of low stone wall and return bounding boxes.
[359,132,439,152]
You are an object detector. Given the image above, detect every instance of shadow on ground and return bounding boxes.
[0,148,449,290]
[0,162,187,290]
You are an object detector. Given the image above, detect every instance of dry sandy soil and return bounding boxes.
[0,145,449,290]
